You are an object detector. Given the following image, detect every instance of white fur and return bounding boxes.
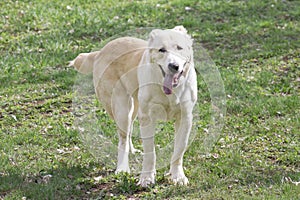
[137,27,197,186]
[70,26,197,187]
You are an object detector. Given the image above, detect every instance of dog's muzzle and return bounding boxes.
[159,57,191,79]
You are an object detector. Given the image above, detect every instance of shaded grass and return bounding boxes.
[1,0,300,199]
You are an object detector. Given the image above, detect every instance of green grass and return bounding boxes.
[1,0,299,199]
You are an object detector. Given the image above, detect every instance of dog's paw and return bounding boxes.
[131,147,142,155]
[138,173,155,187]
[115,167,130,174]
[167,167,189,185]
[170,174,189,185]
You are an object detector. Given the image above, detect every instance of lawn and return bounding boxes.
[0,0,299,199]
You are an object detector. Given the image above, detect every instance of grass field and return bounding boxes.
[1,0,299,199]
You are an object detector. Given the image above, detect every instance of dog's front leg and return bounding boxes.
[116,132,130,173]
[137,114,156,187]
[169,111,193,185]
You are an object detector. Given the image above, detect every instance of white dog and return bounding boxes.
[70,26,197,187]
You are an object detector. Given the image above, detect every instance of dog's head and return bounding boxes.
[148,26,193,95]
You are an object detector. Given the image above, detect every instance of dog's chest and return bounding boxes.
[147,94,181,120]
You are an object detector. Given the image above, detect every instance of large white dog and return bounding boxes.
[70,26,197,187]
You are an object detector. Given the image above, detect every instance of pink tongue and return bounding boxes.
[163,74,174,95]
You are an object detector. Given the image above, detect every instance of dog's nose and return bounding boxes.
[168,63,179,73]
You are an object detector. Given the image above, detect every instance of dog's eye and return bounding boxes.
[159,48,167,53]
[177,45,183,50]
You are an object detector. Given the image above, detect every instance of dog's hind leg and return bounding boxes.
[129,99,141,155]
[129,132,140,154]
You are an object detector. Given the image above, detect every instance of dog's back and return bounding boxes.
[70,37,147,118]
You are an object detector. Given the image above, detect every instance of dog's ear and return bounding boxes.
[172,25,188,34]
[172,25,193,45]
[149,29,162,41]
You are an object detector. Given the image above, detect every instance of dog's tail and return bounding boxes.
[69,51,99,74]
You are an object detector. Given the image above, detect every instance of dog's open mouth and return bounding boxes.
[159,65,183,95]
[163,71,183,95]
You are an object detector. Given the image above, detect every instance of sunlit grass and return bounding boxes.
[1,0,299,199]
